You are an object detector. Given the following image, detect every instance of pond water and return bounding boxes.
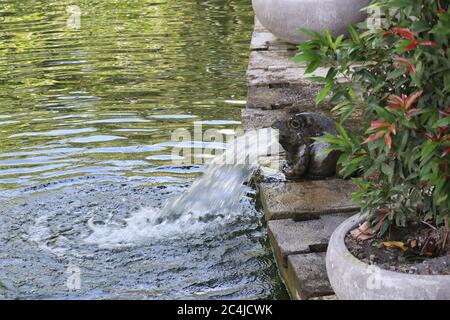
[0,0,288,299]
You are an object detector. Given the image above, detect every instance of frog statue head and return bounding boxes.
[272,112,340,179]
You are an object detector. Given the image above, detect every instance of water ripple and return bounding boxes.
[0,0,288,300]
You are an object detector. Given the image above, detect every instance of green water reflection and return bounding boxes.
[0,0,253,189]
[0,0,290,300]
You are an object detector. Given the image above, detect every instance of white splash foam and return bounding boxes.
[84,128,281,247]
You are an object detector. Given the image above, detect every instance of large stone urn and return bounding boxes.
[326,214,450,300]
[252,0,371,44]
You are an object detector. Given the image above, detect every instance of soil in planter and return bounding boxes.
[345,221,450,275]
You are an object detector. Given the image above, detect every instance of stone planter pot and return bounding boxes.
[326,214,450,300]
[252,0,371,44]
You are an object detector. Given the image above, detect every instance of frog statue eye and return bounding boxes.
[289,119,301,129]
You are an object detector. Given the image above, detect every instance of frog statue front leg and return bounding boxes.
[283,144,311,180]
[273,112,340,180]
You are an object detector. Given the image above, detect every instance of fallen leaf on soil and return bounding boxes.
[382,241,408,251]
[350,221,376,241]
[420,237,439,257]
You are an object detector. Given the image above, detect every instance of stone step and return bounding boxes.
[247,18,327,111]
[247,19,324,111]
[247,19,352,114]
[247,82,322,110]
[247,66,328,88]
[249,50,303,71]
[286,253,334,300]
[242,108,289,131]
[260,179,360,221]
[267,213,352,267]
[250,30,295,51]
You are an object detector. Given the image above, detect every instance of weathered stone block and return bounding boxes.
[241,108,290,131]
[267,213,352,267]
[247,67,328,87]
[287,253,334,300]
[250,31,295,51]
[247,85,320,110]
[247,20,352,113]
[260,179,360,221]
[249,50,299,70]
[247,21,327,111]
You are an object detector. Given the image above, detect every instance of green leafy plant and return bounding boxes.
[295,0,449,241]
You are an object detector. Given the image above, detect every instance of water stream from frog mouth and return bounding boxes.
[84,128,281,247]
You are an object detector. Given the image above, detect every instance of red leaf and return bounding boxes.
[393,28,416,41]
[406,41,418,51]
[389,124,397,135]
[406,108,419,117]
[405,91,423,109]
[375,212,390,231]
[368,119,391,131]
[363,131,385,144]
[425,132,435,141]
[442,148,450,158]
[383,30,393,38]
[439,106,450,117]
[389,95,406,104]
[437,1,447,14]
[420,180,431,187]
[388,94,408,110]
[419,41,436,47]
[438,127,448,138]
[394,56,416,73]
[384,133,392,149]
[388,103,403,110]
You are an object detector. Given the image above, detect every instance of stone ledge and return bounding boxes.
[267,213,352,267]
[287,253,334,300]
[250,30,295,51]
[247,18,350,112]
[247,83,322,110]
[242,108,289,131]
[247,67,328,87]
[247,18,324,111]
[260,179,360,221]
[249,50,301,70]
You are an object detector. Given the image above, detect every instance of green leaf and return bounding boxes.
[379,219,391,237]
[433,117,450,128]
[381,163,394,182]
[316,81,332,104]
[348,25,361,43]
[387,68,405,80]
[293,52,319,63]
[421,141,438,160]
[305,60,322,74]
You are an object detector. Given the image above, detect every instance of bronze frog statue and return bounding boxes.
[273,112,340,179]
